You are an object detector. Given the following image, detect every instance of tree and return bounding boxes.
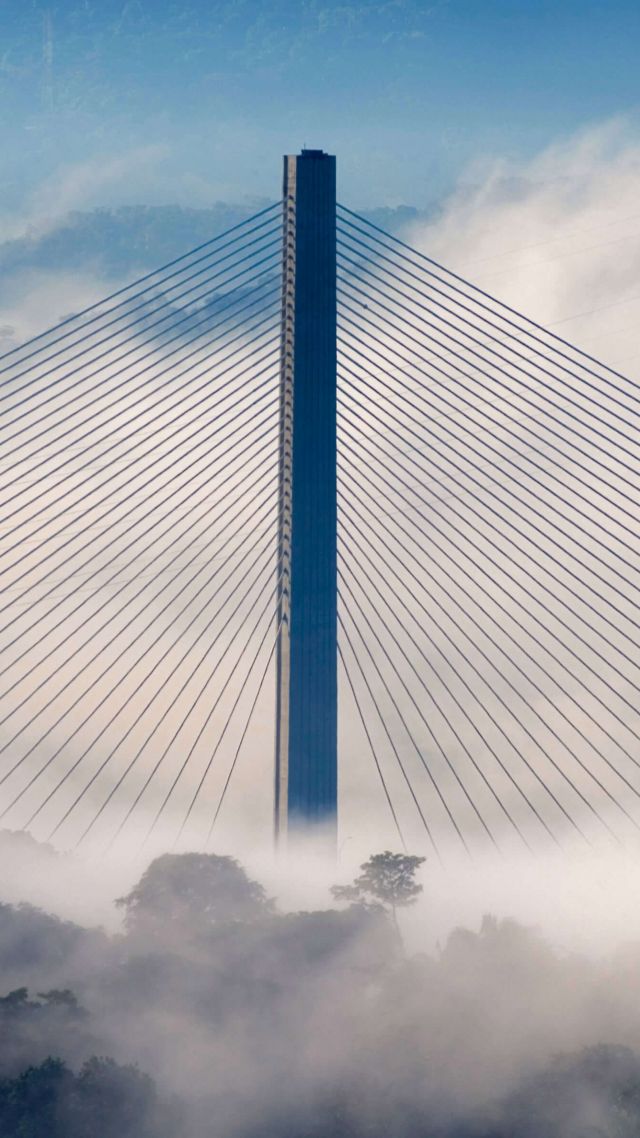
[116,852,272,940]
[0,900,108,984]
[0,1057,71,1138]
[0,987,92,1080]
[66,1056,179,1138]
[0,1056,180,1138]
[332,851,425,926]
[36,990,85,1017]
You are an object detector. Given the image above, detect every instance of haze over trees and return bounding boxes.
[0,836,639,1136]
[331,850,425,926]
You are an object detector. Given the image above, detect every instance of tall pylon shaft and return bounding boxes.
[275,149,338,843]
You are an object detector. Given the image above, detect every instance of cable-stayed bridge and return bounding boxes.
[1,149,639,860]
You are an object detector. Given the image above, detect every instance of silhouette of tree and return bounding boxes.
[0,1056,179,1138]
[116,852,272,941]
[0,901,107,984]
[0,986,93,1079]
[0,1057,71,1138]
[332,851,425,926]
[66,1056,179,1138]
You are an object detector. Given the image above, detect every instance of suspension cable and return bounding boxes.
[0,202,281,372]
[338,482,602,844]
[339,389,640,725]
[338,332,640,603]
[338,611,441,860]
[0,405,278,655]
[0,356,279,597]
[338,415,640,761]
[338,441,640,822]
[137,576,280,851]
[204,622,281,847]
[36,528,278,840]
[1,213,281,393]
[3,281,280,492]
[337,227,640,436]
[337,642,406,850]
[337,204,640,401]
[0,461,278,737]
[338,368,640,660]
[337,294,640,543]
[339,571,495,851]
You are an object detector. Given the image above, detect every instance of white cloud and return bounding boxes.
[407,118,640,377]
[0,145,170,244]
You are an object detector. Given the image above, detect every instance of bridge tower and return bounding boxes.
[275,149,338,844]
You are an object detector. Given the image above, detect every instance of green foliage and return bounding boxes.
[0,985,93,1082]
[0,1057,71,1138]
[332,851,425,917]
[6,850,640,1138]
[36,990,84,1014]
[0,987,30,1010]
[0,987,86,1020]
[116,852,272,938]
[0,1055,179,1138]
[0,898,104,977]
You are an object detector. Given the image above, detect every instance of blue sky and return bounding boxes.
[2,0,640,212]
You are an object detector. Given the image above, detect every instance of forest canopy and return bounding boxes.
[0,839,639,1137]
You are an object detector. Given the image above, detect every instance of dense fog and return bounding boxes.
[2,831,640,1136]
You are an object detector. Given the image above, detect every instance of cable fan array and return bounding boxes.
[336,204,640,857]
[1,197,640,857]
[0,204,283,852]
